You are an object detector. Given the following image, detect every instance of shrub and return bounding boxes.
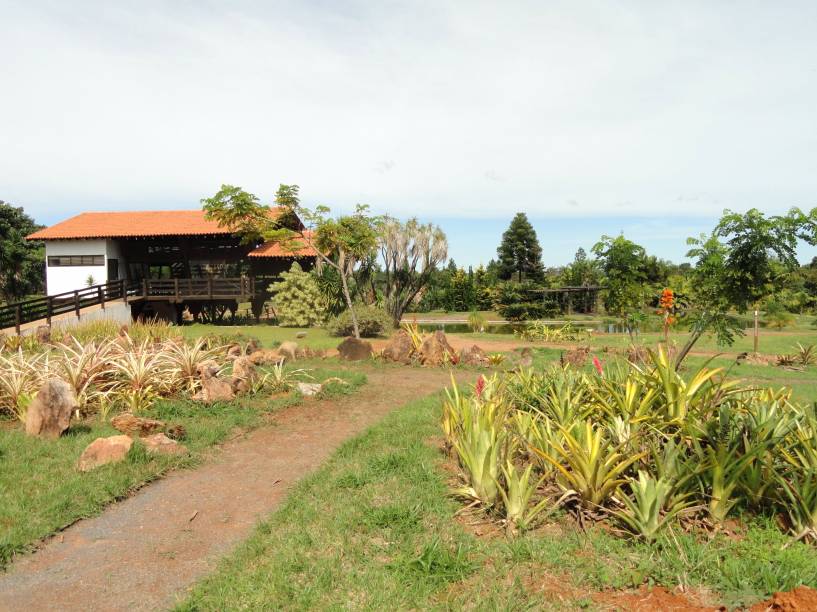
[326,305,393,338]
[270,262,326,327]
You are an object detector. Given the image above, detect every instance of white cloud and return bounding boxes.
[1,0,816,222]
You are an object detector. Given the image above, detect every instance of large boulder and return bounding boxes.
[25,378,78,438]
[382,330,415,364]
[459,344,489,367]
[418,331,456,366]
[142,433,188,456]
[337,337,374,361]
[231,356,258,394]
[278,341,299,361]
[111,413,166,437]
[78,435,133,471]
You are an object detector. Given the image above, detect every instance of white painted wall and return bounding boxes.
[45,239,108,295]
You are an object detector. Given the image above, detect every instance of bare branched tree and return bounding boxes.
[379,217,448,324]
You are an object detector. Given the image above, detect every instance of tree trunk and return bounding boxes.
[338,252,360,339]
[674,328,703,371]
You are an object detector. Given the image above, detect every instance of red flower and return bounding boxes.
[592,355,603,376]
[475,375,486,398]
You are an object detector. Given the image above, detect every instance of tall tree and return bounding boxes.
[378,217,448,323]
[0,201,44,303]
[496,213,544,281]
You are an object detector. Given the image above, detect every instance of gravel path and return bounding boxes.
[0,365,461,611]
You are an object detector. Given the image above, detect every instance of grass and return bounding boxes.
[0,363,366,569]
[178,391,817,611]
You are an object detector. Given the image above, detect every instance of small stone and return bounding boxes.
[142,433,187,455]
[337,337,374,361]
[111,413,166,437]
[25,378,78,439]
[226,344,243,359]
[248,349,281,365]
[35,325,52,344]
[78,435,133,471]
[296,382,323,396]
[296,331,307,339]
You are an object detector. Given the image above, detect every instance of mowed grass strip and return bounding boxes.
[178,391,817,611]
[0,366,365,568]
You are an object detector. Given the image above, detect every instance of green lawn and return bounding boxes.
[0,364,365,568]
[177,391,817,611]
[181,323,345,350]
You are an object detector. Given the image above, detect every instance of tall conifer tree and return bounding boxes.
[496,213,544,281]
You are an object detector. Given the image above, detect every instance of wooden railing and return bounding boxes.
[0,277,258,334]
[0,279,133,334]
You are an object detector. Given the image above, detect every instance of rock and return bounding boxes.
[418,330,455,366]
[337,337,374,361]
[278,341,299,361]
[297,382,323,397]
[164,423,187,441]
[382,330,415,364]
[142,433,188,455]
[192,362,235,403]
[78,435,133,471]
[25,378,78,439]
[625,345,648,365]
[231,356,258,394]
[35,325,51,344]
[296,331,307,339]
[562,346,590,368]
[516,347,534,367]
[226,343,243,359]
[111,413,166,437]
[248,349,281,365]
[459,344,489,367]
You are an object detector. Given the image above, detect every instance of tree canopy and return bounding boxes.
[0,201,44,303]
[496,213,544,281]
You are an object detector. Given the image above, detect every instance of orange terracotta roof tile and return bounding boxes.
[248,232,319,258]
[26,209,288,240]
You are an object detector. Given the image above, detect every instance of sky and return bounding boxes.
[1,1,816,266]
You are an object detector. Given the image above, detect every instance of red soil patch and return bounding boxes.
[594,585,722,611]
[748,586,817,611]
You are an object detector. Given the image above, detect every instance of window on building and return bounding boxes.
[47,255,105,267]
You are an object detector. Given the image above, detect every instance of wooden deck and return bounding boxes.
[0,277,258,333]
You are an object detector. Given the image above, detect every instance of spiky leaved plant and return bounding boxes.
[614,471,694,541]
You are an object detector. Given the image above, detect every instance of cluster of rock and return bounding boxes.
[380,330,490,368]
[78,413,188,472]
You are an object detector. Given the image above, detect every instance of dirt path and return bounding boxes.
[0,365,464,612]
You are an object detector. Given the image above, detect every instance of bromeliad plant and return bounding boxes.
[442,346,817,543]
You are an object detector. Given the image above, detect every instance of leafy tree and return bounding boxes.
[676,207,817,367]
[270,262,326,326]
[591,235,648,332]
[0,201,44,303]
[202,183,378,338]
[270,185,378,339]
[378,217,448,323]
[496,213,544,281]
